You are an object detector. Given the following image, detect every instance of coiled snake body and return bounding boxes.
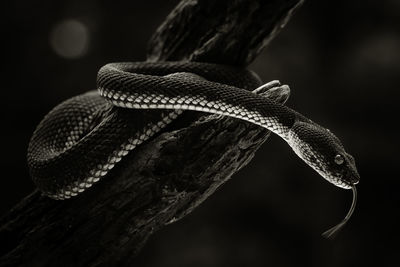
[28,61,360,236]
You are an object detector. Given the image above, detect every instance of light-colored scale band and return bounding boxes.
[99,87,291,140]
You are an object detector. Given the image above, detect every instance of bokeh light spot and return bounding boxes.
[50,19,89,59]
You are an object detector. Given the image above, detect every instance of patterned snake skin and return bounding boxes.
[28,62,360,201]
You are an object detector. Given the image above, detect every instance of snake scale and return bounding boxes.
[27,61,360,237]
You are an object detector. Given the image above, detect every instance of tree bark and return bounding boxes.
[0,0,303,266]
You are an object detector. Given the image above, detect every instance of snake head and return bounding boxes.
[288,120,360,189]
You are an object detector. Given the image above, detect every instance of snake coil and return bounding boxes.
[28,61,360,237]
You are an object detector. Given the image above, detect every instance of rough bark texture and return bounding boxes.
[0,0,303,266]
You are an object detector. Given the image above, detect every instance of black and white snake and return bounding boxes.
[27,61,360,237]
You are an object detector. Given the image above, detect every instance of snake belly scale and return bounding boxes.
[28,61,360,235]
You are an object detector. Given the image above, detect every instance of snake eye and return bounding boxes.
[334,154,344,165]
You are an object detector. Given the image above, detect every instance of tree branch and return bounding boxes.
[0,0,303,266]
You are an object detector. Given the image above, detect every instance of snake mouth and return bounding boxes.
[345,168,360,186]
[334,172,359,189]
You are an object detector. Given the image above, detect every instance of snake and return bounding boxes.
[27,61,360,237]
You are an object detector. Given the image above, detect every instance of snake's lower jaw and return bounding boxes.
[317,171,351,189]
[334,181,353,190]
[331,174,359,189]
[314,167,356,189]
[329,169,360,189]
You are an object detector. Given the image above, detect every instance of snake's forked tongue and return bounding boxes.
[322,185,357,239]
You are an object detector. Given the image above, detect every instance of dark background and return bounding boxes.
[2,0,400,266]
